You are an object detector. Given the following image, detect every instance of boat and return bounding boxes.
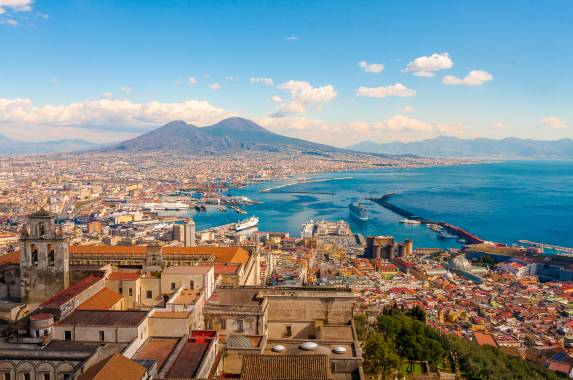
[427,223,443,232]
[438,232,458,240]
[399,219,421,225]
[217,205,227,212]
[349,202,368,221]
[143,202,190,211]
[231,206,247,215]
[235,216,259,232]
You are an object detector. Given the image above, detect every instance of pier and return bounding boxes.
[369,194,485,244]
[518,240,573,255]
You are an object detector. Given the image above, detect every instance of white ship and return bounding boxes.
[143,202,190,211]
[235,216,259,232]
[399,219,421,225]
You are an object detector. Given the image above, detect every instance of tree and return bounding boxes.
[363,333,404,380]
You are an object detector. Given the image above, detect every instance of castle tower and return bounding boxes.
[184,219,196,247]
[19,209,69,305]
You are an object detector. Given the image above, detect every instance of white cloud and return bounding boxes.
[0,97,232,131]
[433,122,465,136]
[403,106,414,113]
[355,83,416,98]
[358,60,384,74]
[385,114,433,132]
[278,80,337,104]
[490,122,509,129]
[540,116,567,129]
[187,76,198,85]
[208,83,221,91]
[271,101,306,117]
[101,92,113,99]
[284,36,299,41]
[225,76,239,82]
[120,86,132,95]
[0,18,18,26]
[257,115,327,133]
[270,96,283,103]
[403,53,453,77]
[443,70,493,86]
[0,0,33,13]
[250,77,274,86]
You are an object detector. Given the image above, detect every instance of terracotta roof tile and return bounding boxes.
[240,354,333,380]
[77,288,123,311]
[78,353,146,380]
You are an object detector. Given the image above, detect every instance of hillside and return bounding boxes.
[0,135,100,156]
[349,136,573,159]
[104,117,340,153]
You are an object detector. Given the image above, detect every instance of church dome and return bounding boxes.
[448,256,472,272]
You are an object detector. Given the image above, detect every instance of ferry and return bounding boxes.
[235,216,259,232]
[349,202,368,221]
[143,202,189,211]
[399,219,421,225]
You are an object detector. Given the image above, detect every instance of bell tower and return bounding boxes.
[19,209,69,305]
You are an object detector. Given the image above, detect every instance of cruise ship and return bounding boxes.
[235,216,259,232]
[143,202,190,211]
[349,202,368,221]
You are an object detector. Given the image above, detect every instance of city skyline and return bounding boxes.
[1,0,572,146]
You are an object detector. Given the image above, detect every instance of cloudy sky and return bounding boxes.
[0,0,572,146]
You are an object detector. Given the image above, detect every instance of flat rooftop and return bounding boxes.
[77,288,122,311]
[207,288,263,306]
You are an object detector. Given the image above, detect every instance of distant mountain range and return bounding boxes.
[348,136,573,159]
[102,117,339,153]
[0,134,101,155]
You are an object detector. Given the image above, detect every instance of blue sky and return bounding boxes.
[0,0,572,146]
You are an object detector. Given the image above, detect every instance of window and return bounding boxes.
[285,325,292,337]
[98,331,105,341]
[220,319,226,329]
[146,290,152,299]
[236,319,244,332]
[32,249,38,265]
[189,280,194,289]
[129,288,133,296]
[24,374,31,380]
[171,282,176,290]
[44,329,49,336]
[205,319,212,329]
[64,330,72,340]
[2,373,11,380]
[119,287,123,294]
[43,374,50,380]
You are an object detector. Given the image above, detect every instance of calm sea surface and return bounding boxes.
[168,160,573,249]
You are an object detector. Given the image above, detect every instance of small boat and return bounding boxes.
[399,219,421,225]
[438,232,458,240]
[217,206,227,212]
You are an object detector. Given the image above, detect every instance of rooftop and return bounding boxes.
[163,265,213,275]
[107,271,142,281]
[164,336,214,379]
[40,275,103,309]
[240,354,333,380]
[133,337,179,370]
[78,353,147,380]
[57,310,148,327]
[207,288,263,306]
[77,288,123,311]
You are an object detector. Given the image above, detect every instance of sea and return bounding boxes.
[164,160,573,249]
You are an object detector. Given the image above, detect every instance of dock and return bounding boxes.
[369,194,485,244]
[518,240,573,254]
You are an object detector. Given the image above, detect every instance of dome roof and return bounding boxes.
[448,256,472,271]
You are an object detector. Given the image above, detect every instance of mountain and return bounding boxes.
[105,117,339,153]
[348,136,573,159]
[0,134,101,155]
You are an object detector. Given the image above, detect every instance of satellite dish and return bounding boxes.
[333,346,347,354]
[300,342,318,351]
[271,345,286,353]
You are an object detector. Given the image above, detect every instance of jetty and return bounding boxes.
[518,240,573,255]
[369,194,485,244]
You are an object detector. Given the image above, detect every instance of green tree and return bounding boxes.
[363,333,404,380]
